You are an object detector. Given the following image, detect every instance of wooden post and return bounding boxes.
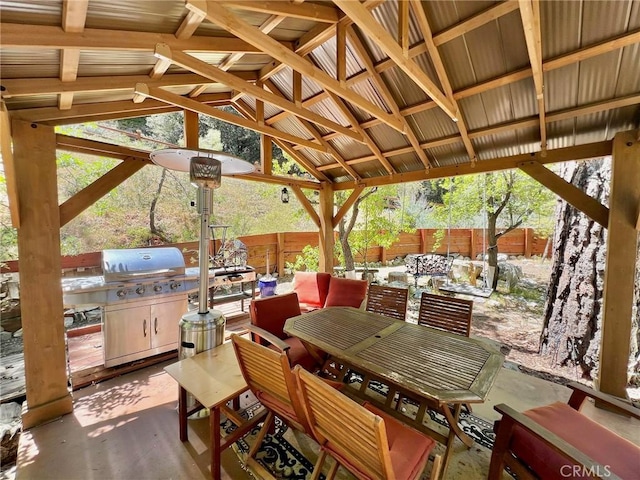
[419,229,426,253]
[13,120,73,428]
[599,130,640,398]
[380,246,387,265]
[524,227,533,258]
[469,228,476,259]
[277,232,285,275]
[318,182,334,273]
[260,134,272,175]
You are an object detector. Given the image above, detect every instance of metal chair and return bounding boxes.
[365,284,409,321]
[417,292,473,337]
[293,365,442,480]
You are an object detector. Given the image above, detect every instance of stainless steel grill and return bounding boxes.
[61,247,255,367]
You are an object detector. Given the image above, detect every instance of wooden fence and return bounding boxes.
[2,228,550,275]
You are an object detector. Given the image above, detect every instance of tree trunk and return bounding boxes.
[149,168,171,243]
[487,211,499,289]
[539,159,615,380]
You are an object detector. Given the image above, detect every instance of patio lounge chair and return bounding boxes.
[293,365,442,480]
[365,284,409,321]
[489,382,640,480]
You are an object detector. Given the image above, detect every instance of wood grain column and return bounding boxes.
[13,120,72,428]
[318,182,334,273]
[599,129,640,397]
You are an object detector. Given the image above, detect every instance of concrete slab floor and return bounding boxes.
[15,360,640,480]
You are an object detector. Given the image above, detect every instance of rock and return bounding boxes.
[12,329,22,338]
[1,402,22,468]
[0,331,12,341]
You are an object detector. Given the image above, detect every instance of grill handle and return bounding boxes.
[143,319,147,337]
[154,317,158,335]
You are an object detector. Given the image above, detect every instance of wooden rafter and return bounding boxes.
[398,0,410,56]
[221,1,340,23]
[58,0,88,110]
[154,45,364,143]
[519,0,546,151]
[184,0,405,133]
[262,79,361,181]
[175,4,206,40]
[232,99,329,182]
[0,22,294,53]
[134,83,327,152]
[334,0,457,121]
[190,14,285,99]
[518,161,609,227]
[346,26,431,170]
[332,141,612,190]
[409,0,476,163]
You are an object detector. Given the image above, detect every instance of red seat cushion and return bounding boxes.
[274,337,317,372]
[250,292,301,340]
[324,277,368,308]
[363,403,434,480]
[293,272,331,309]
[511,402,640,480]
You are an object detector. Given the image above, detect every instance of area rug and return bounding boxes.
[222,377,501,479]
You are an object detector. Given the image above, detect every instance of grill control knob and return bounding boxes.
[116,289,126,298]
[153,285,162,293]
[169,282,179,290]
[136,286,145,295]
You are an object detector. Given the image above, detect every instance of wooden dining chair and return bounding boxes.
[365,284,409,321]
[293,365,442,480]
[417,292,473,337]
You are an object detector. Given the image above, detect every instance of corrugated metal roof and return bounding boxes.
[1,0,639,187]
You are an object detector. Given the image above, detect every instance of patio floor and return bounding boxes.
[8,297,640,480]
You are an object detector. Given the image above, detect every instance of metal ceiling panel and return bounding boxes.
[240,97,283,120]
[545,65,579,112]
[309,36,366,80]
[388,151,423,174]
[3,94,58,110]
[546,119,576,150]
[438,38,475,91]
[541,1,581,60]
[406,108,460,143]
[366,123,411,152]
[423,1,497,34]
[0,0,61,25]
[271,115,315,142]
[463,22,509,83]
[577,53,624,105]
[497,11,530,71]
[329,135,376,162]
[85,0,186,33]
[0,47,59,67]
[615,43,640,95]
[426,142,468,167]
[308,99,351,129]
[459,95,490,131]
[581,1,633,45]
[478,87,517,127]
[575,111,612,144]
[508,77,537,119]
[381,67,427,109]
[0,64,60,79]
[271,17,319,42]
[608,105,640,133]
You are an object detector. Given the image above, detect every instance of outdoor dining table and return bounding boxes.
[284,306,504,478]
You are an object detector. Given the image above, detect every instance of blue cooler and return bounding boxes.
[258,277,277,297]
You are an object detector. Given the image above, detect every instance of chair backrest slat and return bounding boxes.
[366,284,409,321]
[418,292,473,337]
[232,334,308,432]
[294,367,392,480]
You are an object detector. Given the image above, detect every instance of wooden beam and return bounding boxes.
[135,83,326,152]
[333,184,365,227]
[432,0,520,46]
[12,119,73,428]
[0,101,20,227]
[336,22,347,83]
[260,134,272,175]
[333,141,613,190]
[0,74,253,98]
[233,99,329,182]
[519,0,546,151]
[185,1,405,133]
[334,0,457,122]
[347,27,430,170]
[221,1,340,23]
[56,134,153,161]
[175,1,206,39]
[291,185,321,228]
[59,159,147,227]
[599,130,640,397]
[518,161,609,227]
[410,0,476,163]
[398,0,410,56]
[0,22,294,53]
[11,93,230,127]
[59,0,88,110]
[156,45,364,143]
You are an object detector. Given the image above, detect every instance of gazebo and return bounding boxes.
[0,0,638,430]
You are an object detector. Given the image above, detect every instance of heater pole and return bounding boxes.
[198,186,212,314]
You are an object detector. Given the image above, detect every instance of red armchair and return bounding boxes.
[248,291,319,371]
[292,271,331,312]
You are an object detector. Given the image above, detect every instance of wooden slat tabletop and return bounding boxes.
[285,307,503,404]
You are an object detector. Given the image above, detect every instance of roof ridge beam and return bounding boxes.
[220,1,340,23]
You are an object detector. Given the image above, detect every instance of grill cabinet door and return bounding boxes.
[150,296,186,349]
[103,303,151,366]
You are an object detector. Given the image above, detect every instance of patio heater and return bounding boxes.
[149,149,254,360]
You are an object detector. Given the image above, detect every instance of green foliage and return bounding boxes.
[287,245,319,272]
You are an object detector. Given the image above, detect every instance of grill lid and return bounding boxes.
[102,247,186,283]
